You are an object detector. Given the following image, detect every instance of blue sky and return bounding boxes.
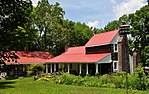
[32,0,147,28]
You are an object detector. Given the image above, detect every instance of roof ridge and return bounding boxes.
[94,29,119,36]
[68,46,84,49]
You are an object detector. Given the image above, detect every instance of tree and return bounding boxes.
[104,20,119,32]
[100,15,129,32]
[48,20,94,56]
[28,64,45,76]
[31,1,94,56]
[129,5,149,66]
[0,0,32,60]
[0,0,32,50]
[33,0,64,51]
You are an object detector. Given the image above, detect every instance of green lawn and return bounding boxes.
[0,77,148,94]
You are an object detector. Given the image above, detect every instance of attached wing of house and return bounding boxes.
[49,46,111,63]
[49,30,119,64]
[4,51,53,65]
[48,30,121,75]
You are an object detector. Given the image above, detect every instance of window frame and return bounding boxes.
[114,44,118,52]
[113,61,118,71]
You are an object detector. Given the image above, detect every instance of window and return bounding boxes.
[114,62,117,70]
[114,44,118,52]
[113,61,118,72]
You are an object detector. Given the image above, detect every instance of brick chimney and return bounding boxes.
[118,22,130,73]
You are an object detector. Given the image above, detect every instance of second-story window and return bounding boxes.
[114,44,118,52]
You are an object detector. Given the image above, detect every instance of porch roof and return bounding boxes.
[4,51,53,65]
[48,46,111,63]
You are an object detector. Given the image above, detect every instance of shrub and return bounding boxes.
[52,73,85,86]
[128,64,147,90]
[100,74,112,84]
[112,72,126,88]
[113,71,126,77]
[39,69,149,90]
[84,76,102,87]
[27,64,45,76]
[72,76,84,86]
[147,78,149,90]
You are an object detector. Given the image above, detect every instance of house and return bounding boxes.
[46,23,131,75]
[1,23,131,78]
[1,51,53,78]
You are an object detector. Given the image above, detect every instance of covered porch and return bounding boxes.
[46,46,113,75]
[44,62,113,76]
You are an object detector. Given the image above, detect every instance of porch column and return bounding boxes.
[86,63,88,75]
[62,64,65,71]
[50,64,52,73]
[54,64,56,72]
[96,63,98,73]
[23,65,25,72]
[79,64,82,74]
[45,63,48,74]
[68,64,70,73]
[58,64,61,69]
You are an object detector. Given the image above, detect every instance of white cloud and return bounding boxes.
[110,0,116,4]
[31,0,41,7]
[86,21,99,28]
[113,0,146,18]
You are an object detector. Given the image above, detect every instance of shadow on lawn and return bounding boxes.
[0,81,15,89]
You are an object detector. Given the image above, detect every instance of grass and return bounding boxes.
[0,77,148,94]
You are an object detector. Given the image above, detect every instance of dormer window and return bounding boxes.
[114,44,118,52]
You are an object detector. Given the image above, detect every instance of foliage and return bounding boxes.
[28,64,45,76]
[45,71,149,90]
[98,4,149,66]
[3,77,147,94]
[128,88,138,94]
[0,0,33,61]
[53,73,85,86]
[112,72,126,88]
[25,0,94,56]
[83,76,102,87]
[0,0,32,51]
[0,0,96,57]
[37,77,50,82]
[129,5,149,65]
[103,20,119,32]
[0,75,149,94]
[32,0,64,52]
[98,15,129,32]
[128,64,147,90]
[100,74,112,84]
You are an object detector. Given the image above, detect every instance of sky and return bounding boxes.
[31,0,147,29]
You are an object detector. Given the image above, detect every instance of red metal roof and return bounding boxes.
[85,30,119,47]
[4,51,53,65]
[64,46,85,55]
[49,46,111,63]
